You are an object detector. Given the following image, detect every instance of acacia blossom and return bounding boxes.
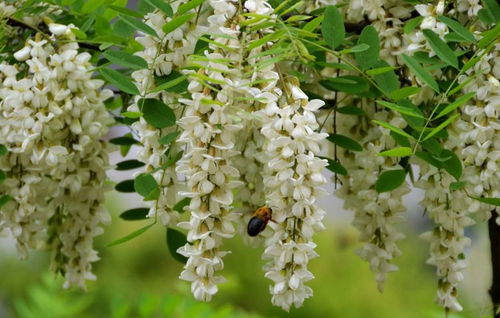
[0,23,112,288]
[128,0,205,226]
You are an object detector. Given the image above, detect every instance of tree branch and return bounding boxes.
[489,212,500,318]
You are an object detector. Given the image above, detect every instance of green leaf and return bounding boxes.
[108,5,144,18]
[120,208,150,220]
[471,197,500,206]
[139,98,176,129]
[116,160,145,171]
[372,60,400,96]
[151,73,188,93]
[434,92,475,119]
[0,145,6,156]
[115,179,136,193]
[450,181,467,191]
[177,0,205,15]
[327,134,362,152]
[107,223,155,247]
[401,54,440,93]
[404,16,424,34]
[415,151,443,168]
[162,150,184,169]
[478,8,495,25]
[389,86,421,101]
[441,150,462,180]
[319,157,348,175]
[119,15,158,37]
[173,198,191,213]
[378,147,412,157]
[103,50,148,70]
[121,111,143,119]
[159,131,181,145]
[376,101,424,118]
[303,15,323,32]
[482,0,500,23]
[478,22,500,48]
[437,16,476,43]
[100,67,139,95]
[372,120,412,139]
[166,228,188,263]
[322,6,344,49]
[162,13,195,35]
[134,173,158,198]
[422,29,458,69]
[366,66,399,76]
[355,26,379,70]
[375,169,406,193]
[109,136,140,145]
[320,76,369,94]
[391,131,410,147]
[337,106,365,116]
[422,113,460,141]
[145,0,173,17]
[0,195,12,208]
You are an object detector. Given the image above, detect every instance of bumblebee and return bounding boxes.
[247,206,275,237]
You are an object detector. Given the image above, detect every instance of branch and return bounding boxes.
[489,212,500,318]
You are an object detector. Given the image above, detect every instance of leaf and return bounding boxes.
[389,86,421,101]
[355,26,380,70]
[391,131,410,148]
[372,60,400,95]
[337,106,365,116]
[145,0,173,17]
[422,114,460,141]
[162,150,184,169]
[441,150,462,180]
[478,8,495,25]
[482,0,500,23]
[100,67,139,95]
[115,179,135,193]
[450,181,467,191]
[322,6,344,49]
[422,29,458,69]
[162,13,195,34]
[404,16,424,34]
[118,15,158,37]
[320,76,369,94]
[478,22,500,48]
[327,134,362,152]
[378,147,412,157]
[121,111,143,119]
[159,131,181,145]
[109,136,140,145]
[139,98,176,129]
[376,101,424,118]
[434,92,475,119]
[375,169,406,193]
[0,145,6,156]
[151,73,188,93]
[366,66,399,76]
[372,120,413,139]
[415,151,443,168]
[108,5,145,18]
[166,228,188,263]
[319,157,348,175]
[173,198,191,213]
[437,16,476,42]
[107,223,155,247]
[120,208,150,220]
[116,160,145,171]
[103,50,148,70]
[177,0,205,15]
[0,195,11,208]
[134,173,158,198]
[471,197,500,206]
[401,54,440,93]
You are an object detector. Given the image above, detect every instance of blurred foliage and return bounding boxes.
[0,195,492,317]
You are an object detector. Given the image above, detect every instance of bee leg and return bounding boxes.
[270,219,278,224]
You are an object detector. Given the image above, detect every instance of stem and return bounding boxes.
[489,212,500,318]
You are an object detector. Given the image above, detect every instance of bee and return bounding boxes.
[247,206,275,237]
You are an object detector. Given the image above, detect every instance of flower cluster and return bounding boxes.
[258,82,327,311]
[0,22,112,288]
[128,0,205,226]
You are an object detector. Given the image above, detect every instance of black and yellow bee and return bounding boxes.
[247,206,275,237]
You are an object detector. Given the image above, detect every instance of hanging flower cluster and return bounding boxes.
[0,21,113,288]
